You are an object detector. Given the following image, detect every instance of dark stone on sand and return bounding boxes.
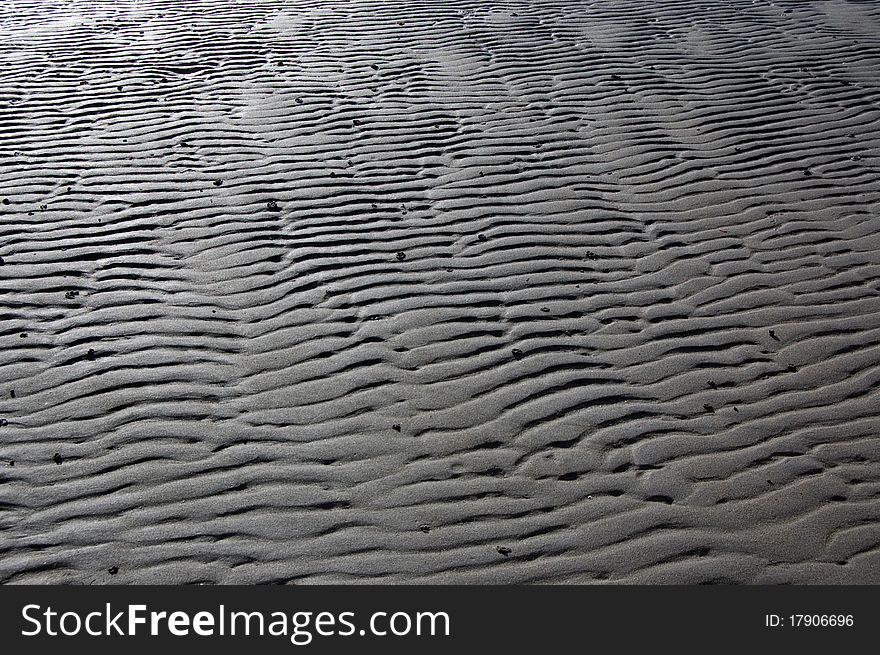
[496,546,512,556]
[512,348,523,358]
[53,453,63,465]
[418,524,430,533]
[392,424,401,432]
[769,329,779,340]
[703,404,714,413]
[0,419,7,427]
[396,252,406,260]
[108,566,119,575]
[1,198,8,205]
[214,179,223,186]
[267,200,279,211]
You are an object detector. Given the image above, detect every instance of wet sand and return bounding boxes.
[1,0,879,583]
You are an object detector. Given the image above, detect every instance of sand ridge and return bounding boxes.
[0,0,879,583]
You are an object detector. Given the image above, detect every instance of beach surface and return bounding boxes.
[1,0,879,583]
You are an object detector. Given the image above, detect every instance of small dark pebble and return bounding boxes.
[787,365,798,373]
[703,404,715,413]
[584,251,599,260]
[540,307,550,313]
[769,329,779,341]
[64,290,79,299]
[10,390,15,398]
[267,200,279,211]
[477,233,487,241]
[19,333,27,338]
[496,546,512,556]
[0,419,7,427]
[733,406,739,413]
[512,348,523,358]
[7,460,12,467]
[87,348,95,361]
[392,424,401,433]
[396,252,406,260]
[708,380,717,389]
[803,169,812,177]
[1,198,8,205]
[53,453,63,465]
[418,525,430,534]
[213,179,223,186]
[0,257,4,265]
[370,64,378,70]
[108,566,119,575]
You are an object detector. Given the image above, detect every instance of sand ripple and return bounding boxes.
[1,0,879,583]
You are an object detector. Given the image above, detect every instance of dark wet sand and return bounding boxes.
[1,0,879,583]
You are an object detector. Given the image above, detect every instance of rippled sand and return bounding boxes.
[1,0,879,583]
